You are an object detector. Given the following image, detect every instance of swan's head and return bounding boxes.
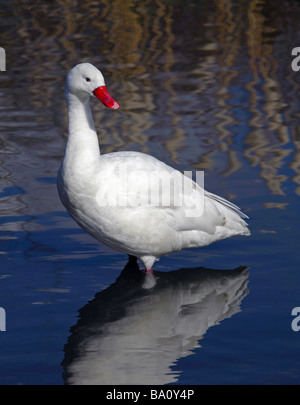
[66,63,119,109]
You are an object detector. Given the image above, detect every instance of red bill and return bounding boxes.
[93,86,120,109]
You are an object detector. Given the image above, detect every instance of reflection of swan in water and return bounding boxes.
[62,257,249,385]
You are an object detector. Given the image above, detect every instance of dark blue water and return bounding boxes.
[1,0,300,385]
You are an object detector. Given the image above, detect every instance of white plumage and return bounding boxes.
[57,63,250,271]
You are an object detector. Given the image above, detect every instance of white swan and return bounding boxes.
[57,63,250,271]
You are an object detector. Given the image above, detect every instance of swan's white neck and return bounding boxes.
[63,91,101,174]
[67,91,96,134]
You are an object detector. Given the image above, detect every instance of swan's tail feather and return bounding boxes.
[205,191,249,220]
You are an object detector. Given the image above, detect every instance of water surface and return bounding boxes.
[0,0,300,385]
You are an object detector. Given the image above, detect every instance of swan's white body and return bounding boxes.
[57,63,250,271]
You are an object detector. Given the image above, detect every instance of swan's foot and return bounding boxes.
[145,268,153,273]
[140,255,156,272]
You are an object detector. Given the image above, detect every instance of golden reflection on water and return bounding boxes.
[245,0,292,196]
[1,0,300,202]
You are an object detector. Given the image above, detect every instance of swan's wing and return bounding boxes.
[98,151,195,209]
[97,151,250,239]
[204,190,249,219]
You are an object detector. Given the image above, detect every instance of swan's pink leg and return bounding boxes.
[145,268,153,273]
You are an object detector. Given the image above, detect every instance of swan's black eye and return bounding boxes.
[85,77,91,82]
